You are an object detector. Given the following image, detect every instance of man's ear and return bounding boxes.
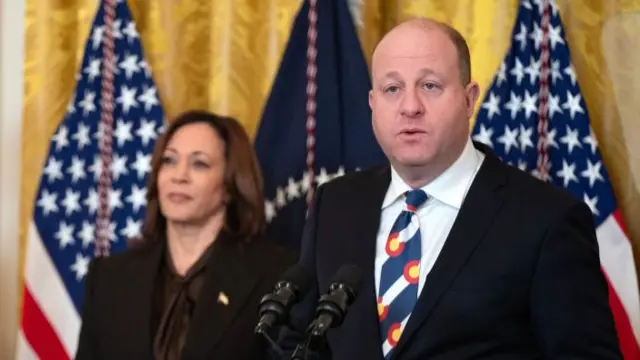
[369,89,374,110]
[465,81,480,118]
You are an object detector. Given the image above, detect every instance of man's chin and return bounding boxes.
[392,158,434,170]
[392,151,435,168]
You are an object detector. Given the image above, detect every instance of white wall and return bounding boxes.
[0,0,25,357]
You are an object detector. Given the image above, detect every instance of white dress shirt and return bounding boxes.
[374,138,485,299]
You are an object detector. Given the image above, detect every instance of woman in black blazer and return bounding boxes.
[75,110,298,360]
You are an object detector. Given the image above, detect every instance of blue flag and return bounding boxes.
[18,0,165,357]
[471,0,640,355]
[254,0,385,249]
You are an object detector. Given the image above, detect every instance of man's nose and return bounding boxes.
[400,88,425,118]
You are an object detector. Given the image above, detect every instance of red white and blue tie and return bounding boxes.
[377,189,428,359]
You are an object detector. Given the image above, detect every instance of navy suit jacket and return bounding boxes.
[278,142,622,360]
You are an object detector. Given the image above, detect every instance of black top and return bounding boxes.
[76,230,299,360]
[152,239,216,360]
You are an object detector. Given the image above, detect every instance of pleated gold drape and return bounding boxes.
[19,0,640,290]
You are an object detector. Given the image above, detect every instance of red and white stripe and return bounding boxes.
[597,211,640,359]
[16,221,80,360]
[17,1,118,358]
[535,1,639,357]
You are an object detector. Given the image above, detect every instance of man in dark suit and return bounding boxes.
[278,18,622,359]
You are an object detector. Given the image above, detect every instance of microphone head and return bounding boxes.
[255,264,312,335]
[329,264,363,300]
[276,264,312,299]
[310,264,364,335]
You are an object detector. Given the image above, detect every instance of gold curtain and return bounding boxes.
[18,0,302,284]
[19,0,640,291]
[555,0,640,271]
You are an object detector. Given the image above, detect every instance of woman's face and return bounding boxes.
[157,122,227,225]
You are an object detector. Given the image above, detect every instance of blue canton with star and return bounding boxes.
[471,0,616,227]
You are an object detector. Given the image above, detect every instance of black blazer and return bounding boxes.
[279,142,622,359]
[75,232,298,360]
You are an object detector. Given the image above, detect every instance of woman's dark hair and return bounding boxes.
[133,110,266,246]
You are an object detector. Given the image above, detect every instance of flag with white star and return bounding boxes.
[17,0,165,358]
[254,0,386,249]
[471,0,640,357]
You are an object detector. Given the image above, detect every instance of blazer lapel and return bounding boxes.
[124,241,164,359]
[392,145,507,358]
[339,165,390,359]
[180,231,262,359]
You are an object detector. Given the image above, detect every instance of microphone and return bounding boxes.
[309,264,363,337]
[255,264,312,336]
[289,264,363,359]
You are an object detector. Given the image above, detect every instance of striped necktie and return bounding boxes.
[377,189,428,359]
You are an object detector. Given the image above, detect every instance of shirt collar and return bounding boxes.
[382,138,484,209]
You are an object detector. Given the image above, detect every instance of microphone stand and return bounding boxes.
[289,320,329,360]
[259,328,284,360]
[290,340,309,360]
[288,264,362,359]
[259,318,316,360]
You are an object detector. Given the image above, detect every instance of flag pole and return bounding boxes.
[305,0,318,205]
[96,0,117,257]
[535,0,551,182]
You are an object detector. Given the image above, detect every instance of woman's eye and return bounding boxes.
[193,160,210,168]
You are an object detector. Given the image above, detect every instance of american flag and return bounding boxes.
[471,0,640,357]
[16,0,165,358]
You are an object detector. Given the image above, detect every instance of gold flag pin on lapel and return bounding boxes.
[217,292,229,306]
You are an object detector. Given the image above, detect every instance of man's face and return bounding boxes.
[369,24,478,170]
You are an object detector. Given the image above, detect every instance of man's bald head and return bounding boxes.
[372,18,471,85]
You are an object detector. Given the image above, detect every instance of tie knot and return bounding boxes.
[405,189,428,209]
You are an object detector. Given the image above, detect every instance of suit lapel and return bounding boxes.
[180,231,262,359]
[392,146,507,358]
[343,166,390,359]
[124,242,164,359]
